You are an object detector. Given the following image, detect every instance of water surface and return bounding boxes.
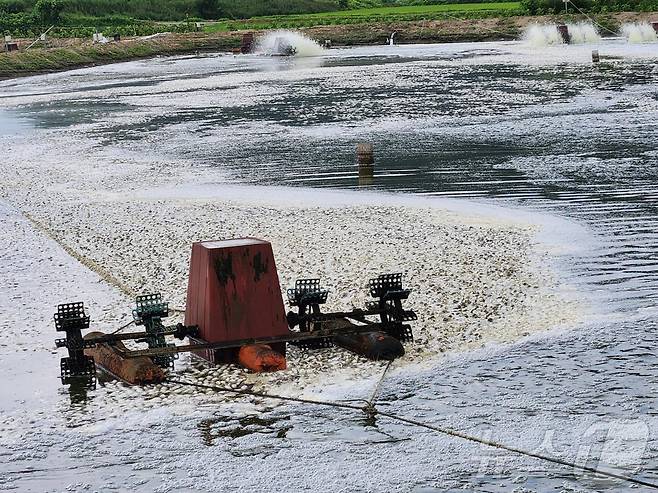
[1,39,657,491]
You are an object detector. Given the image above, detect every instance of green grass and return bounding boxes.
[0,33,243,78]
[305,2,521,16]
[205,2,522,32]
[2,0,522,37]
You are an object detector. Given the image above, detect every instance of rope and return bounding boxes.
[419,18,426,40]
[363,360,394,418]
[165,378,658,490]
[111,319,135,335]
[368,360,393,406]
[166,378,365,413]
[375,410,658,490]
[25,25,54,50]
[565,0,619,37]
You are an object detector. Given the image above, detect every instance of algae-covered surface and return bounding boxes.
[0,39,657,491]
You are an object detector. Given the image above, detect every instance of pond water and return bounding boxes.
[1,38,657,491]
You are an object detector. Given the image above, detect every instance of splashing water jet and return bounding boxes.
[522,22,600,46]
[522,24,564,46]
[566,22,601,43]
[255,30,325,57]
[620,22,658,43]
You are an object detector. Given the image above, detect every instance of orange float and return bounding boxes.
[238,344,287,372]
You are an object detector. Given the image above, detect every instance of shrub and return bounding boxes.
[34,0,62,24]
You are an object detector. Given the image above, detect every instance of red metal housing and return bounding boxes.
[185,238,289,364]
[241,33,254,54]
[557,25,571,44]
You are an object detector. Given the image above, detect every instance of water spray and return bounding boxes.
[620,22,658,43]
[522,22,601,46]
[255,31,324,57]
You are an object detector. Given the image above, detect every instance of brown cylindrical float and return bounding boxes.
[83,332,166,385]
[334,332,404,361]
[592,50,600,63]
[238,344,287,372]
[557,24,571,44]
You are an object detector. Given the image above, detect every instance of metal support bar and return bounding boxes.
[117,324,383,359]
[81,324,198,345]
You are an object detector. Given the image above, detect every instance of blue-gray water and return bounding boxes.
[0,39,657,491]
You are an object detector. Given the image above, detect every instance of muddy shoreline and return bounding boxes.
[1,11,656,80]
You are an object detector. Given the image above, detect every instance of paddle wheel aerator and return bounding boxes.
[54,238,417,388]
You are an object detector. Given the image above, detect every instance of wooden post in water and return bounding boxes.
[356,143,374,184]
[652,22,658,34]
[592,50,600,63]
[356,143,374,165]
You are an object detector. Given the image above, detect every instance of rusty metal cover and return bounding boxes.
[241,33,254,54]
[185,238,288,363]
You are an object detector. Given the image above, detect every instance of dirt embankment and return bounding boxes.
[0,11,656,80]
[306,11,657,44]
[0,32,243,80]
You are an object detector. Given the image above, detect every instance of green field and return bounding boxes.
[305,2,521,16]
[205,2,522,32]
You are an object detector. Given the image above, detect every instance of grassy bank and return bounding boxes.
[205,2,523,31]
[0,33,241,78]
[1,1,523,38]
[0,11,655,80]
